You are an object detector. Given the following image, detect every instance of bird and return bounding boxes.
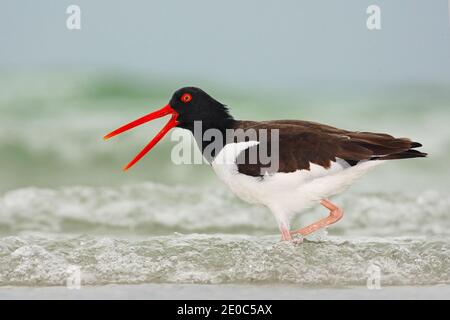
[104,87,427,242]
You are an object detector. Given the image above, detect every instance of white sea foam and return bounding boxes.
[0,184,449,287]
[0,234,449,287]
[0,184,449,236]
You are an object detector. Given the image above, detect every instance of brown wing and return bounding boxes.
[232,120,425,177]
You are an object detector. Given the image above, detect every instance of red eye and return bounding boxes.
[181,93,192,103]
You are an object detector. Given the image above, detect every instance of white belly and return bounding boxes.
[211,141,384,218]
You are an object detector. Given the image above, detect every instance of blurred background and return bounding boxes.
[0,0,449,192]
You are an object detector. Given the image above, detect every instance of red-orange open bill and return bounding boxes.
[103,104,178,171]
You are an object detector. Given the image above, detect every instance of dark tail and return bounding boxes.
[370,142,427,161]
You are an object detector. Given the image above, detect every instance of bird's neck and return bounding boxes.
[186,118,237,163]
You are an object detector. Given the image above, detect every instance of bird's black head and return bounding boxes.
[169,87,234,132]
[103,87,235,170]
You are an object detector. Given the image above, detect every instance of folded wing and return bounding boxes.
[232,120,426,177]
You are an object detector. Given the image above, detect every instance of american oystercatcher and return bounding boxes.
[104,87,426,241]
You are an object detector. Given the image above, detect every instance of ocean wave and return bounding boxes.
[0,72,449,192]
[0,234,449,286]
[0,184,449,237]
[0,183,272,235]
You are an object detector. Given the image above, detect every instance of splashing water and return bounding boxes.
[0,184,449,287]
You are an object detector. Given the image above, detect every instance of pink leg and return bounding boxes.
[270,205,293,242]
[291,199,344,237]
[280,225,293,241]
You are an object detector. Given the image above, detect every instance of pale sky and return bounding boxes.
[1,0,449,91]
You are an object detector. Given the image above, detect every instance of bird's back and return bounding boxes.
[231,119,426,177]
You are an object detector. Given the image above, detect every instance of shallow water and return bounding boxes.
[1,233,450,287]
[1,283,449,300]
[0,184,449,287]
[1,184,450,237]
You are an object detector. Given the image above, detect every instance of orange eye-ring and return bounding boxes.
[181,93,192,103]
